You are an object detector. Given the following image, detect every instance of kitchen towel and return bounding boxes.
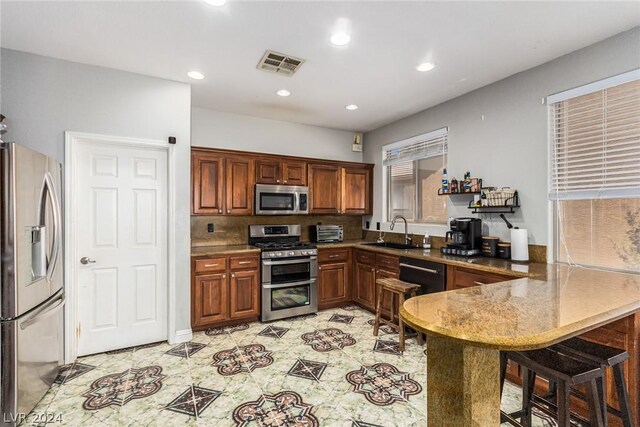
[510,228,529,262]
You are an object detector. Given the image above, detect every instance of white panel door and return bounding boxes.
[76,142,167,356]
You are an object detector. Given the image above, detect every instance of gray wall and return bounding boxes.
[192,107,362,162]
[0,48,193,338]
[364,27,640,245]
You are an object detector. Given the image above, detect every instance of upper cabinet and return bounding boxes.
[192,149,254,215]
[342,165,373,215]
[192,148,372,216]
[308,163,342,214]
[255,158,307,186]
[192,151,225,215]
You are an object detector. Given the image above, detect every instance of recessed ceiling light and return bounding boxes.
[345,104,358,111]
[416,62,435,72]
[330,33,351,46]
[203,0,226,6]
[187,71,205,80]
[276,89,291,97]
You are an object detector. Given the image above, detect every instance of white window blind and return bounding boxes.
[383,127,448,166]
[549,75,640,200]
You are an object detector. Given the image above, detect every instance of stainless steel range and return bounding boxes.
[249,225,318,322]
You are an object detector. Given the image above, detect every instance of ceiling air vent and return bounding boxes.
[257,50,305,76]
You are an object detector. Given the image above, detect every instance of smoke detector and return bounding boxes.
[257,50,305,76]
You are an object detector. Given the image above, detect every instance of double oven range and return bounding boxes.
[249,225,318,322]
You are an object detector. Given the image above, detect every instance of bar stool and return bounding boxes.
[500,347,606,427]
[374,278,424,351]
[553,337,635,427]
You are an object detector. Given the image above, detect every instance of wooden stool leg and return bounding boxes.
[521,367,534,427]
[499,352,507,397]
[398,293,406,352]
[557,380,571,427]
[390,292,395,326]
[411,290,424,346]
[613,364,633,427]
[596,375,608,427]
[586,378,605,427]
[373,284,382,336]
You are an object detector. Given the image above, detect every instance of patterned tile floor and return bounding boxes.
[23,307,556,426]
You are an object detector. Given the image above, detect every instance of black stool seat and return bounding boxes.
[553,337,629,367]
[502,348,606,427]
[552,338,634,427]
[508,348,603,384]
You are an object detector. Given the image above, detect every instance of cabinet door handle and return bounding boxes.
[329,254,340,258]
[238,261,252,265]
[318,266,322,270]
[473,281,487,286]
[231,273,235,278]
[276,179,280,183]
[218,209,222,214]
[284,180,288,183]
[204,263,218,267]
[222,274,226,278]
[227,209,231,214]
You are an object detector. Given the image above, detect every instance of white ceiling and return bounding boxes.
[1,1,639,132]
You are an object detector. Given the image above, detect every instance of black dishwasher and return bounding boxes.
[399,257,446,295]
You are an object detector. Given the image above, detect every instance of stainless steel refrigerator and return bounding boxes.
[0,142,64,425]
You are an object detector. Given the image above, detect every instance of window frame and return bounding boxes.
[547,70,640,270]
[381,127,449,227]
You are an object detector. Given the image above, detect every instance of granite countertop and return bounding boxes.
[191,245,260,257]
[317,240,547,279]
[400,264,640,351]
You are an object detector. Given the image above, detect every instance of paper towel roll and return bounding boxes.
[510,228,529,262]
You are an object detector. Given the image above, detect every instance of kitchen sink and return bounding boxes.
[363,242,417,250]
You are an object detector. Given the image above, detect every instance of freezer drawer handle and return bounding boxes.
[20,296,65,330]
[399,263,439,275]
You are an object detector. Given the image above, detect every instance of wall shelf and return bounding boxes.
[468,191,520,214]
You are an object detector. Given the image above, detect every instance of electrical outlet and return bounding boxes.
[207,223,214,233]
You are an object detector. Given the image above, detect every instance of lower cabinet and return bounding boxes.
[318,248,351,309]
[192,273,228,328]
[229,269,260,319]
[354,260,376,311]
[192,253,260,329]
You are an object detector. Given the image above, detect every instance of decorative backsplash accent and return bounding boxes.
[192,215,364,246]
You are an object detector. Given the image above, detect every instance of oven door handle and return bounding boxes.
[263,279,316,289]
[262,257,317,266]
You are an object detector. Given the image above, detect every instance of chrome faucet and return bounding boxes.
[390,215,412,246]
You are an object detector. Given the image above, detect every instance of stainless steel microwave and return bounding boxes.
[255,184,309,215]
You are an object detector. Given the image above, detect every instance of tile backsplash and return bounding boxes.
[191,215,364,246]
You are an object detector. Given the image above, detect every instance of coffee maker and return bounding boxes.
[441,218,482,256]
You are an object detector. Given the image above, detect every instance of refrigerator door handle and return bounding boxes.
[38,172,61,283]
[20,294,65,330]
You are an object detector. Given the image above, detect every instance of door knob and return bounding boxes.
[80,257,96,265]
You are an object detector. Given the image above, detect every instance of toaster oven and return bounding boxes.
[313,225,343,243]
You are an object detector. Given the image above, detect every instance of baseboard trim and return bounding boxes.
[171,329,193,344]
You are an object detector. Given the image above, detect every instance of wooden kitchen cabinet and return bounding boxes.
[193,147,373,216]
[318,261,350,309]
[255,158,307,186]
[192,151,225,215]
[282,160,307,186]
[308,163,342,214]
[192,273,228,327]
[446,265,515,290]
[353,250,376,311]
[318,248,351,310]
[225,156,254,215]
[342,165,373,215]
[255,158,281,184]
[192,253,260,329]
[192,149,254,215]
[229,269,260,319]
